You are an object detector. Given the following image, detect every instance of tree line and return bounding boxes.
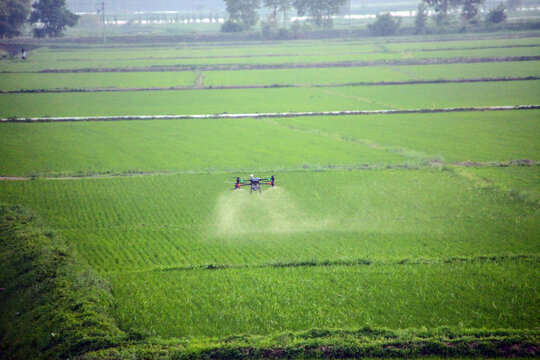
[0,0,78,39]
[222,0,347,32]
[222,0,521,35]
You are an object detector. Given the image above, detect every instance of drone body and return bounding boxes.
[234,175,275,194]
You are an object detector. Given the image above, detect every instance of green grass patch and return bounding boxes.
[461,166,540,203]
[2,37,540,72]
[1,80,539,118]
[0,205,127,359]
[0,71,197,91]
[110,260,539,337]
[269,110,540,163]
[0,118,403,177]
[202,61,540,87]
[0,171,537,272]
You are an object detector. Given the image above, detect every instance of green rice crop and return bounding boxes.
[203,61,540,87]
[0,171,537,272]
[0,71,197,91]
[462,166,540,203]
[269,110,540,162]
[1,80,538,118]
[0,110,537,177]
[1,61,539,91]
[0,118,404,177]
[110,260,539,337]
[7,45,534,72]
[0,35,539,355]
[1,37,539,72]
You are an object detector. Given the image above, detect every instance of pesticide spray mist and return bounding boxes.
[211,187,330,237]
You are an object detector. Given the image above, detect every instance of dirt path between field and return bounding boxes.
[2,105,538,123]
[3,76,538,94]
[0,161,536,182]
[28,55,540,74]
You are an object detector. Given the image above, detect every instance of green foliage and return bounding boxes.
[292,0,346,27]
[220,19,245,32]
[368,13,402,36]
[423,0,485,27]
[415,3,428,33]
[0,205,127,359]
[486,4,507,24]
[460,0,483,22]
[29,0,79,38]
[223,0,260,30]
[0,0,31,38]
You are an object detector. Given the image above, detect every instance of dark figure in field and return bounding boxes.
[21,48,26,60]
[249,174,261,193]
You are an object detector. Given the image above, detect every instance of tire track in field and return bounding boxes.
[3,76,539,94]
[24,55,540,74]
[106,254,540,275]
[255,116,432,163]
[450,163,540,205]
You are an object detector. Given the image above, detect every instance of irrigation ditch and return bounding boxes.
[2,105,539,123]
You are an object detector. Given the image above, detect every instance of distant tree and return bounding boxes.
[0,0,31,38]
[460,0,484,23]
[506,0,521,10]
[223,0,260,30]
[29,0,79,38]
[415,2,428,33]
[264,0,280,22]
[221,19,245,32]
[367,13,402,36]
[423,0,485,27]
[292,0,346,27]
[278,0,292,25]
[486,3,507,24]
[423,0,461,26]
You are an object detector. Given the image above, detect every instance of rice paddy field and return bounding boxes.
[0,32,539,358]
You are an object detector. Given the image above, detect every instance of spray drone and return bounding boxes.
[234,174,275,194]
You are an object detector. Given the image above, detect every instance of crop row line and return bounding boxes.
[21,55,540,74]
[107,254,540,276]
[2,105,539,123]
[3,76,538,94]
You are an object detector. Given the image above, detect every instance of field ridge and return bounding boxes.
[2,105,539,123]
[0,161,537,181]
[3,76,539,94]
[28,55,540,74]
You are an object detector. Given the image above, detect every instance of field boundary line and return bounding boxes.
[27,55,540,73]
[0,160,537,181]
[3,76,540,94]
[2,105,539,123]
